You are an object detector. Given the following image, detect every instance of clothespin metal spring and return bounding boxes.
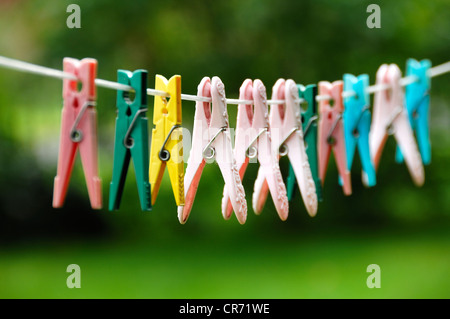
[279,126,300,156]
[350,105,370,138]
[159,124,182,161]
[326,113,342,145]
[123,108,148,148]
[245,128,268,159]
[202,127,227,160]
[70,101,96,143]
[302,115,318,140]
[385,106,403,135]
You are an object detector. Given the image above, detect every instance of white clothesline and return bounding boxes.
[0,55,449,105]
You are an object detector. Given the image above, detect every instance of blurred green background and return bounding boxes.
[0,0,449,299]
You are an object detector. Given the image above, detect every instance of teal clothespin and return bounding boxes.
[286,84,323,202]
[395,59,432,165]
[343,73,376,187]
[109,69,152,211]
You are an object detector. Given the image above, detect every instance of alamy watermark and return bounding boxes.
[366,264,381,288]
[66,4,81,29]
[366,4,381,29]
[66,264,81,288]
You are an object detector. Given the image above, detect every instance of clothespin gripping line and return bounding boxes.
[69,101,96,143]
[202,127,227,160]
[159,124,182,161]
[245,128,268,159]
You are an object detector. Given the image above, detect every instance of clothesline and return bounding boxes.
[0,55,449,106]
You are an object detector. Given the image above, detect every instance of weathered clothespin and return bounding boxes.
[222,79,288,220]
[182,77,247,224]
[370,64,424,186]
[109,69,151,211]
[317,80,352,195]
[53,58,102,209]
[286,84,323,203]
[253,79,317,218]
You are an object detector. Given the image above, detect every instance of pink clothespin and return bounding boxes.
[317,80,352,196]
[53,58,102,209]
[369,64,424,186]
[182,76,247,224]
[222,79,289,220]
[253,79,317,218]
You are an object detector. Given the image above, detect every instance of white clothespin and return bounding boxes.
[222,79,289,220]
[369,64,424,186]
[182,76,247,224]
[253,79,318,219]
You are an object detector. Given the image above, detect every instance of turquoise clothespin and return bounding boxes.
[109,69,152,211]
[286,84,323,202]
[343,73,376,187]
[395,59,432,165]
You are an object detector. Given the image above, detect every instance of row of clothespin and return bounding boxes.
[52,57,431,224]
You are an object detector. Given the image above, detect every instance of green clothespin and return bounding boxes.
[109,70,152,211]
[286,84,323,202]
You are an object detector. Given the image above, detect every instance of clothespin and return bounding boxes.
[343,74,376,187]
[395,59,432,165]
[317,80,352,195]
[149,75,185,214]
[182,76,247,224]
[109,69,151,211]
[369,64,424,186]
[222,79,289,220]
[253,79,317,218]
[286,84,323,203]
[53,58,102,209]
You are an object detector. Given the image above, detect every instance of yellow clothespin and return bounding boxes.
[149,74,184,213]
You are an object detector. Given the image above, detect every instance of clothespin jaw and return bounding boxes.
[286,84,323,202]
[317,80,352,196]
[369,64,424,186]
[53,57,102,209]
[109,69,151,211]
[343,74,376,187]
[149,74,185,212]
[395,58,432,165]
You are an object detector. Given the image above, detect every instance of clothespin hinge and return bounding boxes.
[123,108,148,148]
[159,124,182,161]
[70,101,96,142]
[202,126,227,160]
[245,128,268,159]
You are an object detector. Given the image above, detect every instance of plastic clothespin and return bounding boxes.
[369,64,424,186]
[317,80,352,195]
[149,75,185,214]
[222,79,288,220]
[286,84,323,203]
[253,79,317,218]
[343,74,376,187]
[395,59,432,165]
[109,69,151,211]
[53,58,102,209]
[182,76,247,224]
